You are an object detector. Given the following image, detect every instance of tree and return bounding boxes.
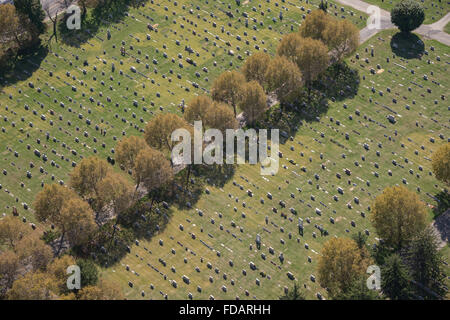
[406,227,446,299]
[13,0,46,36]
[0,4,23,50]
[8,271,57,300]
[115,135,148,171]
[323,19,359,61]
[381,254,413,300]
[0,250,20,290]
[391,0,425,33]
[431,143,449,185]
[96,171,134,215]
[241,52,271,87]
[59,197,96,251]
[69,157,111,201]
[371,186,427,249]
[43,1,60,43]
[276,33,304,62]
[133,148,174,193]
[183,95,213,125]
[144,113,190,154]
[333,275,380,300]
[0,216,28,251]
[295,37,329,85]
[265,55,303,104]
[239,81,267,125]
[16,233,53,271]
[299,9,332,42]
[317,237,372,297]
[33,184,77,225]
[279,283,305,300]
[205,102,238,134]
[77,279,124,300]
[211,70,246,117]
[77,259,98,288]
[47,255,76,294]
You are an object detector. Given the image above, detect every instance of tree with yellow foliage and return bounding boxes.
[69,157,111,201]
[183,95,213,125]
[211,70,246,117]
[276,33,304,62]
[371,186,427,249]
[47,255,77,294]
[431,143,449,185]
[317,237,372,297]
[239,81,267,125]
[133,147,174,193]
[33,184,78,225]
[323,19,359,61]
[0,250,20,291]
[0,216,28,251]
[205,102,238,134]
[96,171,134,216]
[8,271,57,300]
[144,113,190,154]
[265,55,303,104]
[115,136,148,171]
[295,37,329,85]
[59,197,96,252]
[77,279,124,300]
[298,9,332,42]
[16,233,53,271]
[241,52,271,87]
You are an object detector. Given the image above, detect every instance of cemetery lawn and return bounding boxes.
[445,21,450,34]
[0,0,447,300]
[363,0,450,25]
[101,29,449,299]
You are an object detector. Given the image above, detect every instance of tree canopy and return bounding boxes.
[431,143,449,185]
[391,0,425,33]
[371,186,427,249]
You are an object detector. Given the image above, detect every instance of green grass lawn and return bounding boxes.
[445,21,450,33]
[0,0,448,300]
[364,0,450,24]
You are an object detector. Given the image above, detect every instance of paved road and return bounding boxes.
[335,0,450,45]
[41,0,71,20]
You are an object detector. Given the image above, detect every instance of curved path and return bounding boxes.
[335,0,450,45]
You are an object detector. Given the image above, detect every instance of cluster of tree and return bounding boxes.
[0,215,122,299]
[207,10,359,127]
[317,185,447,300]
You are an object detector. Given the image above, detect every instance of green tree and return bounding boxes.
[381,254,413,300]
[406,227,446,299]
[334,276,380,300]
[14,0,46,35]
[391,0,425,33]
[77,259,98,288]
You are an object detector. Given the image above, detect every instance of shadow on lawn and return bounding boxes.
[58,0,135,48]
[0,44,48,91]
[258,61,360,142]
[390,32,425,59]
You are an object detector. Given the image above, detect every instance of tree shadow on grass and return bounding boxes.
[0,44,48,91]
[390,32,425,59]
[256,62,359,142]
[58,1,131,48]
